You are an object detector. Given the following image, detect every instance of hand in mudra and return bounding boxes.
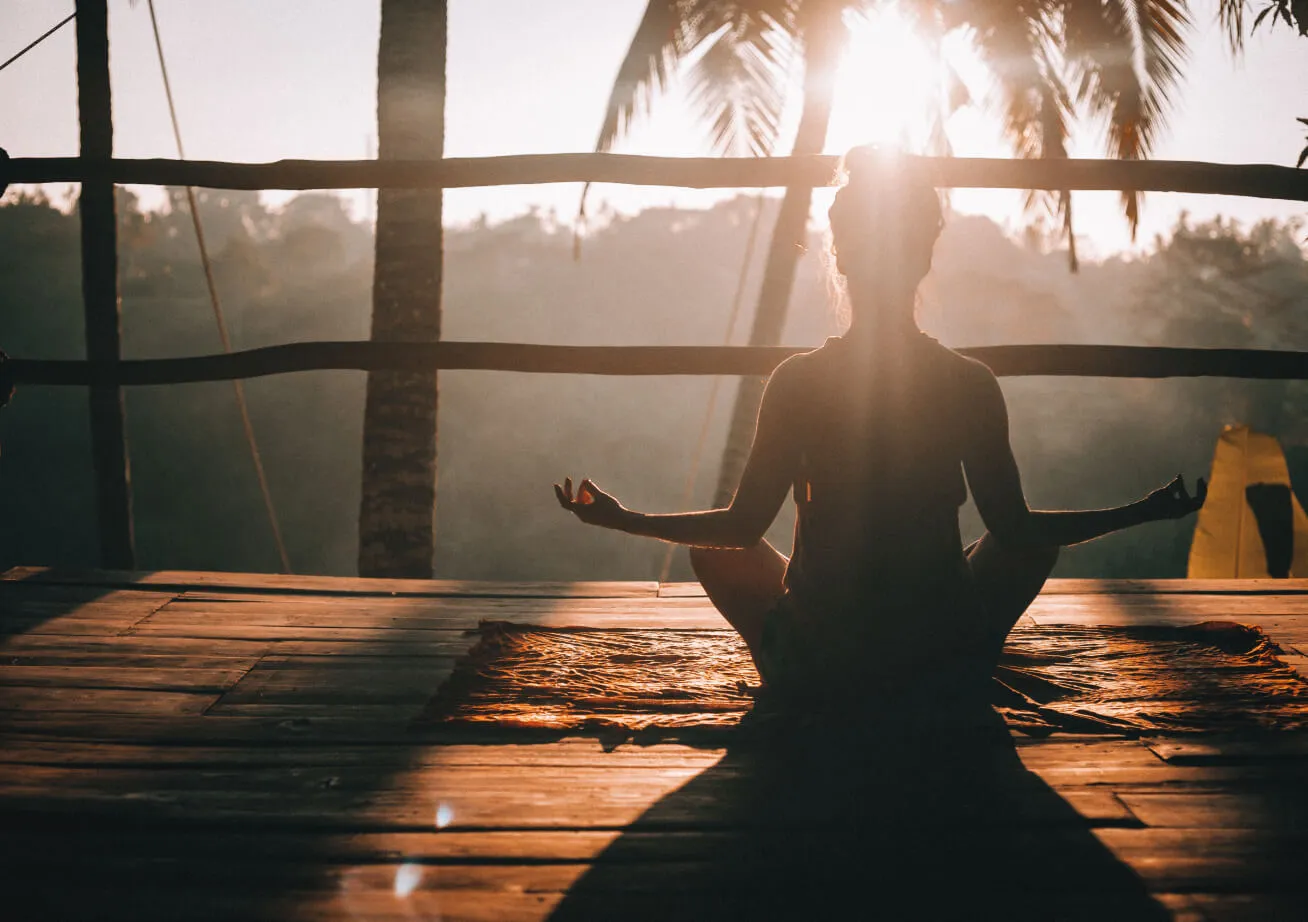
[1144,474,1207,520]
[554,477,627,529]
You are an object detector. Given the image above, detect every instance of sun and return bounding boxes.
[825,7,960,155]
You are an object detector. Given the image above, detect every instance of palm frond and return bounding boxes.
[577,0,800,255]
[966,4,1079,268]
[686,15,793,156]
[592,0,687,155]
[1131,1,1190,138]
[1061,1,1189,236]
[1218,0,1250,52]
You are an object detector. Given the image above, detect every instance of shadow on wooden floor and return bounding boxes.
[550,707,1171,921]
[0,571,119,641]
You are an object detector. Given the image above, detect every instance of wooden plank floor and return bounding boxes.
[2,566,1307,921]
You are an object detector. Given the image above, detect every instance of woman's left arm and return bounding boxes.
[554,362,800,548]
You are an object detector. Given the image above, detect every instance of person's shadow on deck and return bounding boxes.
[549,705,1169,921]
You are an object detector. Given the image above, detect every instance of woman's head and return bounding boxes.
[828,146,944,306]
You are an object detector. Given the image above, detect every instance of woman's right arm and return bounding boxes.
[960,368,1204,549]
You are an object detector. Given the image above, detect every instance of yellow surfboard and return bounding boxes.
[1188,425,1308,578]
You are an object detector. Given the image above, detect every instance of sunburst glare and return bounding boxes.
[827,6,968,155]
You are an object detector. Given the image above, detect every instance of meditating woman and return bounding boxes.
[554,147,1205,708]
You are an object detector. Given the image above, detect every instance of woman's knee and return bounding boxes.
[688,545,746,585]
[973,531,1058,569]
[689,543,788,599]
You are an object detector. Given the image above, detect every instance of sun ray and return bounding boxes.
[826,6,945,154]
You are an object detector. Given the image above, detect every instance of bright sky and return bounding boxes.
[2,0,1305,258]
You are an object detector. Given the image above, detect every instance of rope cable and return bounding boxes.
[146,0,291,573]
[0,12,75,74]
[657,193,767,583]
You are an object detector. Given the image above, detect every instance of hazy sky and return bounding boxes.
[2,0,1305,257]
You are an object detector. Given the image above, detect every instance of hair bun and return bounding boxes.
[830,145,945,240]
[841,145,937,192]
[841,144,898,186]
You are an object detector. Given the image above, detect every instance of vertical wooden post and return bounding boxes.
[76,0,135,569]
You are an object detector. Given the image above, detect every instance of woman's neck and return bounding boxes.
[844,297,921,344]
[843,275,922,338]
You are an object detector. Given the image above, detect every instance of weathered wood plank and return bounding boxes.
[0,633,274,656]
[0,588,176,638]
[0,632,473,660]
[127,623,496,643]
[273,637,480,657]
[0,710,417,742]
[1145,736,1308,765]
[1026,594,1308,623]
[1042,579,1308,596]
[2,827,1302,895]
[1116,792,1308,829]
[0,663,253,692]
[0,739,727,769]
[4,567,657,599]
[0,650,264,669]
[204,702,438,720]
[172,593,720,613]
[129,615,728,639]
[128,595,729,634]
[213,654,457,706]
[1157,893,1308,921]
[1,868,576,922]
[0,757,1176,832]
[661,579,1308,598]
[0,686,219,716]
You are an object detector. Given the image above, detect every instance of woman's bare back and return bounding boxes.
[777,332,989,616]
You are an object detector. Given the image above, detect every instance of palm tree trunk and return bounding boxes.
[76,0,135,568]
[358,0,446,578]
[712,18,843,508]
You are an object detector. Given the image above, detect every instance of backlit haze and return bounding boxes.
[2,0,1306,259]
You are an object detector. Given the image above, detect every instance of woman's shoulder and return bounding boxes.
[770,338,833,382]
[924,336,999,385]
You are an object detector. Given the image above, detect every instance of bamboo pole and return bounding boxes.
[9,342,1308,386]
[75,0,135,569]
[4,154,1307,200]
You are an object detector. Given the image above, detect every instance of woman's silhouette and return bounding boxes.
[556,146,1205,708]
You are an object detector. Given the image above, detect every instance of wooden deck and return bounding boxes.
[2,566,1307,921]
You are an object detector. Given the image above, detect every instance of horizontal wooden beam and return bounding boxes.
[4,154,1307,200]
[8,341,1308,386]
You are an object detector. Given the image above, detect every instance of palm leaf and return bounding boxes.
[592,0,687,155]
[1218,0,1250,51]
[577,0,799,257]
[966,3,1079,268]
[1062,0,1186,237]
[685,14,793,156]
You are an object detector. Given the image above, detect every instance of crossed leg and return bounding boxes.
[966,531,1060,672]
[688,541,788,669]
[689,532,1060,678]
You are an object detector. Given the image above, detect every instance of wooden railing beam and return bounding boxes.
[4,154,1307,201]
[8,342,1308,385]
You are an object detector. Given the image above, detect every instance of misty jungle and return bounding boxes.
[2,187,1306,580]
